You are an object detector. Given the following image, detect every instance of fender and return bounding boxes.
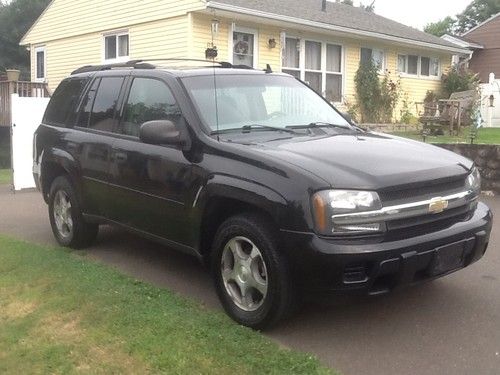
[195,173,289,222]
[40,147,83,202]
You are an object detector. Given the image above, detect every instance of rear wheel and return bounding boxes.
[48,176,98,249]
[211,214,294,329]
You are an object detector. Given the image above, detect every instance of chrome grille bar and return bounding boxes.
[331,190,476,225]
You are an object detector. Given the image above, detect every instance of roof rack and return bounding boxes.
[71,59,258,75]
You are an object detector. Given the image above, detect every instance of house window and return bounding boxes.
[360,47,385,72]
[398,54,440,78]
[282,37,300,79]
[232,28,257,68]
[282,38,344,103]
[325,44,342,102]
[34,46,46,82]
[408,55,419,75]
[304,41,322,94]
[104,32,129,62]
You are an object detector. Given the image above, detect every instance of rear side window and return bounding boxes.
[43,78,88,126]
[77,77,124,132]
[121,78,181,137]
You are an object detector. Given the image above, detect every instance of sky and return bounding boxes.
[348,0,472,30]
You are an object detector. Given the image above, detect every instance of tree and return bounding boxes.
[455,0,500,34]
[0,0,51,76]
[423,0,500,36]
[336,0,375,12]
[424,16,456,37]
[360,1,375,12]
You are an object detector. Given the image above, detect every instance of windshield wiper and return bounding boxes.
[241,124,299,134]
[287,122,351,130]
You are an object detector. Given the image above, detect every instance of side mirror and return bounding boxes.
[139,120,181,145]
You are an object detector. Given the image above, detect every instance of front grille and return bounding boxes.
[387,205,471,231]
[379,177,472,238]
[380,178,466,206]
[385,208,472,241]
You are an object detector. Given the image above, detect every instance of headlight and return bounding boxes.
[466,167,481,196]
[312,190,385,236]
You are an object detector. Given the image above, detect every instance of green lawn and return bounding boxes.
[0,235,334,375]
[389,127,500,145]
[0,169,11,185]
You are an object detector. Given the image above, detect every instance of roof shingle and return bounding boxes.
[210,0,460,49]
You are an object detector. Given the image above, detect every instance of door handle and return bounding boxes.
[113,152,128,162]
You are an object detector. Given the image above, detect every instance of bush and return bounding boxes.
[354,60,401,123]
[441,66,479,98]
[354,59,381,123]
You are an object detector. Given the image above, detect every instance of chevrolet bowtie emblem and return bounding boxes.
[428,197,449,214]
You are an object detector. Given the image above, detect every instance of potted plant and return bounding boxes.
[5,68,20,81]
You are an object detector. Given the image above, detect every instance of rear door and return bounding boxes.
[107,74,194,245]
[73,74,127,217]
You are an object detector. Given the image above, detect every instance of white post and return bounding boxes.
[487,73,495,128]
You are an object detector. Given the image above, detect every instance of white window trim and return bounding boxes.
[282,35,345,104]
[360,47,386,74]
[34,46,46,83]
[102,30,129,63]
[398,54,441,80]
[228,24,259,68]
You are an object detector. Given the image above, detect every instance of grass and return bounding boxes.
[389,127,500,145]
[0,169,11,185]
[0,235,335,375]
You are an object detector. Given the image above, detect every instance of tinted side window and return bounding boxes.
[77,78,100,128]
[121,78,181,137]
[88,77,125,132]
[43,78,88,126]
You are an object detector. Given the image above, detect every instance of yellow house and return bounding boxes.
[21,0,469,119]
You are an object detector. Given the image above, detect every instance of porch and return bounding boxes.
[0,81,51,127]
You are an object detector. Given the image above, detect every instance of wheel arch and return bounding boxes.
[196,175,288,262]
[41,148,82,204]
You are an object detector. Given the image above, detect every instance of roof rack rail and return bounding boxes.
[71,60,156,75]
[71,59,258,75]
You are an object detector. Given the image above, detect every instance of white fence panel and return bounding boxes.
[11,94,49,190]
[480,78,500,128]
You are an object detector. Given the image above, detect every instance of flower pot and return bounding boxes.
[5,69,20,82]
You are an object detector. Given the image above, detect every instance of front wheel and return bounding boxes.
[48,176,98,249]
[211,214,295,329]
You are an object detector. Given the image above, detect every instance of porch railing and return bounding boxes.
[0,81,51,127]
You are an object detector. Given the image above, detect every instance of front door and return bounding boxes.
[107,76,194,245]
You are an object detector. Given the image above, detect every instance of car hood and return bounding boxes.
[243,132,472,190]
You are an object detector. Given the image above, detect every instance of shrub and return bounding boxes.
[441,66,479,98]
[354,60,401,123]
[354,59,381,123]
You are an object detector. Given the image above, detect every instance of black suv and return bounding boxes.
[33,60,493,329]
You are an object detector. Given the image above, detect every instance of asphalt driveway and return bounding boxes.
[0,185,498,375]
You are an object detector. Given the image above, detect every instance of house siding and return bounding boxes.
[22,0,204,45]
[34,15,190,91]
[464,16,500,83]
[189,13,282,71]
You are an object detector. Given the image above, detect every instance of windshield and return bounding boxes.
[181,74,351,133]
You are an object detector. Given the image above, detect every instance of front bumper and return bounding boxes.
[282,202,493,295]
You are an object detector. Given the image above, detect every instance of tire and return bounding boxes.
[48,176,98,249]
[211,213,295,329]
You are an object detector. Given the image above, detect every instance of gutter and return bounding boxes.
[206,1,471,55]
